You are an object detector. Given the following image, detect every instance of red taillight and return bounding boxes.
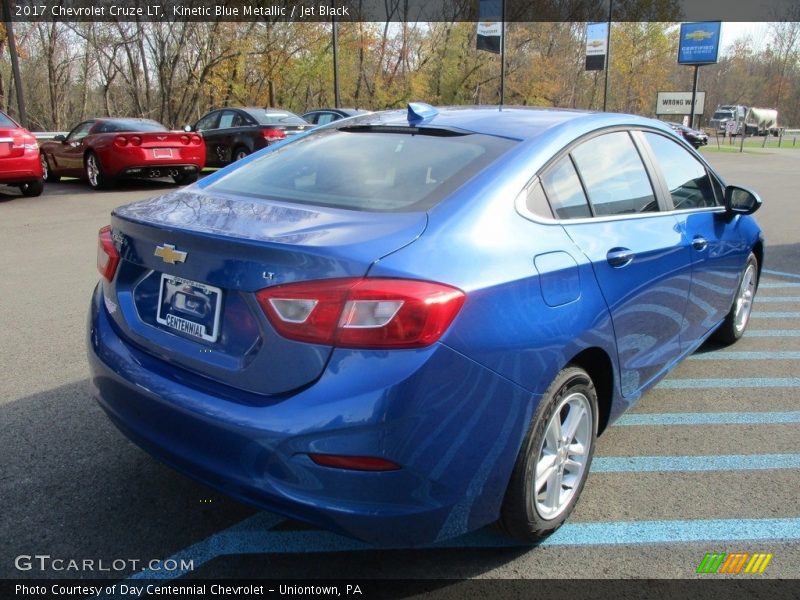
[262,129,286,141]
[255,278,465,349]
[191,135,203,145]
[130,135,142,146]
[23,134,38,154]
[309,454,401,471]
[114,136,128,147]
[180,135,190,145]
[97,225,120,281]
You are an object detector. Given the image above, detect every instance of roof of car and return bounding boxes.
[242,107,299,114]
[341,105,670,142]
[304,108,368,115]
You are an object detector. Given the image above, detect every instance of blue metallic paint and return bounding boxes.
[88,106,761,545]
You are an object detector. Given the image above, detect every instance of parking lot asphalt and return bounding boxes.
[1,149,798,587]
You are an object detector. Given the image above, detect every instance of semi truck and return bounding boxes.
[744,107,780,136]
[709,104,747,135]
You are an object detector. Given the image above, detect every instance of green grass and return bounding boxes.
[700,136,800,152]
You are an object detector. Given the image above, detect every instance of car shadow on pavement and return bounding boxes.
[0,380,529,581]
[0,379,255,579]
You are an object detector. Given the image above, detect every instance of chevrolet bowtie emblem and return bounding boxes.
[154,244,187,264]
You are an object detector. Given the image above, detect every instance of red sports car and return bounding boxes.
[0,110,44,197]
[39,118,205,189]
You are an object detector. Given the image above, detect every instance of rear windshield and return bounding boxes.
[96,120,169,133]
[244,110,308,126]
[0,112,19,128]
[205,129,516,212]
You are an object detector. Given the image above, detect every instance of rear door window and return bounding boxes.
[571,131,658,216]
[540,157,591,219]
[219,111,244,129]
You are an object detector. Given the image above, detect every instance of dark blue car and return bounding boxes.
[89,104,763,546]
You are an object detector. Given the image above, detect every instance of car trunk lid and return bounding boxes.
[104,189,426,397]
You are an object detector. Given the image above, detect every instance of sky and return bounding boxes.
[720,22,771,53]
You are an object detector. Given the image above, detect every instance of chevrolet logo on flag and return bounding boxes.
[697,552,773,574]
[154,244,188,264]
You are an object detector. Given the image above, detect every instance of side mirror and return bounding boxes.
[183,124,194,132]
[53,134,66,142]
[725,185,762,216]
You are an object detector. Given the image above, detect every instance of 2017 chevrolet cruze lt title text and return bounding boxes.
[88,104,763,545]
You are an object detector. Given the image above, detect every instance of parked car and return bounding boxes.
[89,104,763,546]
[665,121,709,148]
[301,108,370,126]
[39,118,204,189]
[185,107,311,168]
[0,110,44,197]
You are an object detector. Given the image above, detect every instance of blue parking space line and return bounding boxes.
[751,312,800,318]
[763,269,800,280]
[656,377,800,388]
[760,282,800,289]
[746,329,800,337]
[688,351,800,360]
[127,512,286,580]
[756,296,800,303]
[615,411,800,426]
[592,454,800,473]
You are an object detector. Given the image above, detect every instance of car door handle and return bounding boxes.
[692,236,709,251]
[606,248,634,268]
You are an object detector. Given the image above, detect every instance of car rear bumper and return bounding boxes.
[87,283,535,545]
[0,157,43,184]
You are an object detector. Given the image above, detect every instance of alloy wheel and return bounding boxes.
[734,262,757,334]
[86,155,99,187]
[534,391,592,520]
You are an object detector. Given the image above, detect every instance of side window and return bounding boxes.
[710,172,725,206]
[218,111,244,129]
[518,179,553,219]
[66,121,94,142]
[541,157,592,219]
[316,113,336,125]
[195,112,219,132]
[644,132,719,209]
[571,131,657,216]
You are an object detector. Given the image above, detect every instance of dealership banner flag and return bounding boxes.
[585,22,608,70]
[477,0,502,53]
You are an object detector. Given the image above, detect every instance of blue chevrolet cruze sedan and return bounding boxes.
[88,104,763,546]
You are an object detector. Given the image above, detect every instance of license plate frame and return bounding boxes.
[156,274,222,342]
[152,148,173,159]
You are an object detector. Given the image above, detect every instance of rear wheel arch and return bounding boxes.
[566,347,614,436]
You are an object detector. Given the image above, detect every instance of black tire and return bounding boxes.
[84,152,113,190]
[173,172,199,186]
[19,179,44,197]
[41,154,60,183]
[712,252,759,345]
[232,146,249,162]
[498,366,598,542]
